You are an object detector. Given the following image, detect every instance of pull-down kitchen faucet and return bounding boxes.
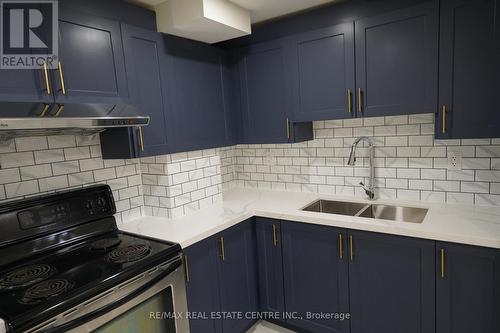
[347,136,375,200]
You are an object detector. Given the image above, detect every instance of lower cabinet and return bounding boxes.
[183,219,258,333]
[183,234,221,333]
[186,219,500,333]
[348,230,435,333]
[436,242,500,333]
[255,218,285,314]
[281,222,350,333]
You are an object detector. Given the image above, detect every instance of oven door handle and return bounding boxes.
[41,258,182,333]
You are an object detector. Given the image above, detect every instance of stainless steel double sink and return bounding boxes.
[302,199,428,224]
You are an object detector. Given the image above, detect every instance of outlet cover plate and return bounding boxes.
[447,150,463,170]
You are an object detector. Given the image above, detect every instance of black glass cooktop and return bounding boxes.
[0,230,180,328]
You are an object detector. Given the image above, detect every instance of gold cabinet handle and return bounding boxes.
[358,88,363,113]
[54,104,64,117]
[138,127,145,152]
[184,255,190,282]
[272,224,278,246]
[39,104,50,117]
[347,89,352,113]
[219,237,225,261]
[58,62,67,95]
[441,105,447,134]
[286,117,291,140]
[43,62,51,95]
[339,234,344,259]
[440,248,445,278]
[349,235,354,261]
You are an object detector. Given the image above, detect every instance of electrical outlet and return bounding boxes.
[447,150,462,170]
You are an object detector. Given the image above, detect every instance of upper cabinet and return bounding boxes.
[0,66,53,105]
[355,2,438,117]
[55,7,128,104]
[437,0,500,139]
[120,24,174,157]
[289,23,356,121]
[165,36,234,153]
[236,39,313,144]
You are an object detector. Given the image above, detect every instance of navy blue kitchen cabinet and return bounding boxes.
[184,235,221,333]
[54,7,128,104]
[165,36,234,153]
[184,219,258,333]
[217,220,259,333]
[119,24,175,157]
[255,218,285,314]
[436,242,500,333]
[0,67,53,105]
[437,0,500,139]
[289,23,356,121]
[281,222,350,333]
[355,2,438,117]
[236,39,313,144]
[348,230,435,333]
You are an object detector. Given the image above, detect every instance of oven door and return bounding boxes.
[29,256,189,333]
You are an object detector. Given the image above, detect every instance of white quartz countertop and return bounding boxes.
[119,188,500,249]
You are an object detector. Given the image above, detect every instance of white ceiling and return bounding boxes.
[127,0,336,23]
[229,0,335,23]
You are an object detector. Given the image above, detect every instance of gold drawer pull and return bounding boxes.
[184,255,190,282]
[138,127,145,152]
[272,224,278,246]
[347,89,352,113]
[39,104,50,117]
[219,237,225,261]
[58,62,67,95]
[43,62,51,95]
[358,88,363,113]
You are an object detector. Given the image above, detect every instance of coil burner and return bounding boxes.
[0,264,54,290]
[20,279,74,304]
[105,244,152,264]
[90,238,122,251]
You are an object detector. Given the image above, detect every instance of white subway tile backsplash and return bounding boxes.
[5,180,39,198]
[461,182,489,194]
[15,137,48,151]
[1,152,35,168]
[34,150,64,164]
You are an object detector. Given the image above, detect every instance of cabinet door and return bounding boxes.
[166,36,233,153]
[348,230,435,333]
[237,39,292,144]
[0,67,53,105]
[355,2,438,117]
[290,23,355,121]
[281,222,349,333]
[54,7,128,104]
[121,24,174,157]
[437,0,500,139]
[217,220,259,333]
[255,218,285,314]
[436,242,500,333]
[184,237,221,333]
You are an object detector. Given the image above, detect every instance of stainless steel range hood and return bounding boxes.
[0,102,149,141]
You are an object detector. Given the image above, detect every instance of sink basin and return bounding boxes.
[302,199,428,224]
[302,200,368,216]
[357,204,428,224]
